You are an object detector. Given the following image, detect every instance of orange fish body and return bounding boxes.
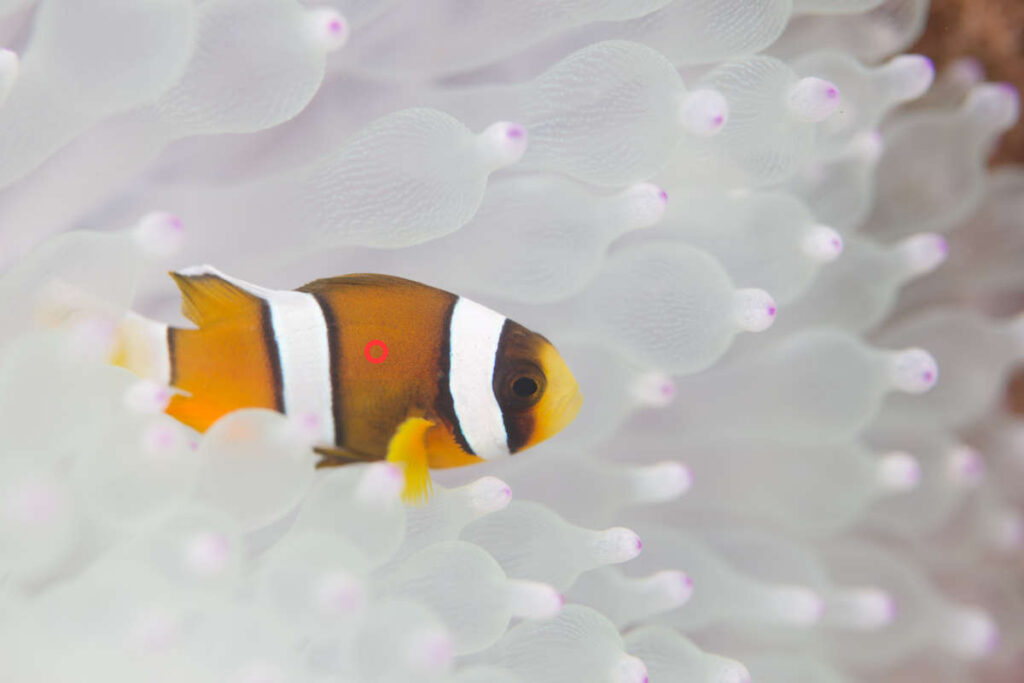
[114,266,582,500]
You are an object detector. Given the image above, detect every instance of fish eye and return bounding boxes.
[512,376,539,398]
[500,363,545,410]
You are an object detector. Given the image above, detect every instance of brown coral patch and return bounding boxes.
[910,0,1024,166]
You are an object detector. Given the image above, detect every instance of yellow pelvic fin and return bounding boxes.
[386,417,436,504]
[169,267,259,328]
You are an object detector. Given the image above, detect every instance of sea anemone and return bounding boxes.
[0,1,1021,681]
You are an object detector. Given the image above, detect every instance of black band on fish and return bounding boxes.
[259,299,285,414]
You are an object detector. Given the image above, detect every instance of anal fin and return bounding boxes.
[313,446,378,468]
[386,417,436,504]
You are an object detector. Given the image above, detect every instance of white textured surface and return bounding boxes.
[0,3,1020,682]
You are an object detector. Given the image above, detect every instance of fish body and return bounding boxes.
[114,266,582,500]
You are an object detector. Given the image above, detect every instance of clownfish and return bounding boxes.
[111,266,582,501]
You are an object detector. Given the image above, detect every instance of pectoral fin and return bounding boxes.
[386,416,436,504]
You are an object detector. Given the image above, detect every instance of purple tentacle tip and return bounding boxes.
[768,306,777,317]
[962,453,984,477]
[507,125,525,140]
[145,425,176,451]
[996,82,1018,97]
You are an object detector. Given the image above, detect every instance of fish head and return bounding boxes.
[493,321,582,453]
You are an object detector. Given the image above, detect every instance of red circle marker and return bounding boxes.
[364,340,389,364]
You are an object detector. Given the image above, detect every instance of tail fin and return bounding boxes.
[109,312,171,384]
[29,277,172,385]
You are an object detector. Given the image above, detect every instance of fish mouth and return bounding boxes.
[550,386,583,430]
[563,388,583,424]
[525,384,583,450]
[531,340,583,443]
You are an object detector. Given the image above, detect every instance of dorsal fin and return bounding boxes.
[169,265,265,327]
[297,273,427,294]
